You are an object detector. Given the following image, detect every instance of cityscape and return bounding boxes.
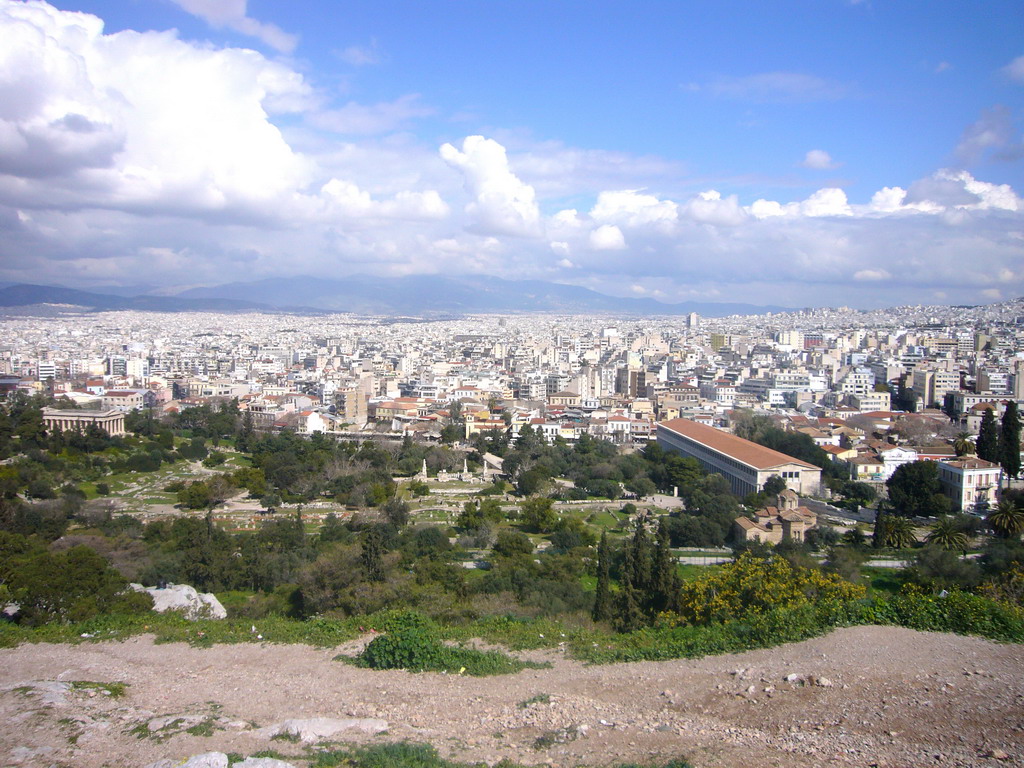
[2,0,1024,767]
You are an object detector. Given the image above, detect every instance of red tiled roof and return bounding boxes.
[658,418,819,471]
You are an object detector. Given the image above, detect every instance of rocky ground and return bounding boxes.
[2,625,1022,768]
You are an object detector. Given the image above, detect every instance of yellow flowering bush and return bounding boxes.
[675,552,866,626]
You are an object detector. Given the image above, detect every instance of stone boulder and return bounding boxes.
[145,756,297,768]
[129,583,227,620]
[256,717,388,743]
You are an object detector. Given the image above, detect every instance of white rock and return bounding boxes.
[130,584,227,620]
[147,754,228,768]
[256,718,388,743]
[235,759,298,768]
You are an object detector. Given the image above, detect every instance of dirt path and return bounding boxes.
[2,626,1022,767]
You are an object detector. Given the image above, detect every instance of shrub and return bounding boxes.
[357,626,547,676]
[675,552,866,626]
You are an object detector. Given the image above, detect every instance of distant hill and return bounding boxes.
[0,284,271,313]
[0,276,788,316]
[175,274,786,316]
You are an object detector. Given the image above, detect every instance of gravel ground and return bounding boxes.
[1,625,1022,768]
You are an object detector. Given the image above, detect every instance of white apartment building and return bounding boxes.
[937,457,1002,513]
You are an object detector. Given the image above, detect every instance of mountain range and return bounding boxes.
[0,275,788,317]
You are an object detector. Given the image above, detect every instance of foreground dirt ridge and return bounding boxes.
[2,625,1022,768]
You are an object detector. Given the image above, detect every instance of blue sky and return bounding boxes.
[0,0,1022,308]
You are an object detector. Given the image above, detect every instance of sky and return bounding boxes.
[0,0,1022,310]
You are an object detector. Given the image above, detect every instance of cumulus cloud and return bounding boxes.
[906,170,1021,212]
[0,0,315,217]
[706,72,849,102]
[589,224,626,250]
[683,190,747,226]
[748,188,851,219]
[321,179,448,220]
[440,135,541,236]
[590,189,677,227]
[800,149,838,169]
[800,188,852,217]
[169,0,297,53]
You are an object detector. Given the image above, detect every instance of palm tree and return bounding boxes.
[882,515,918,549]
[987,499,1024,539]
[953,432,976,457]
[926,517,969,553]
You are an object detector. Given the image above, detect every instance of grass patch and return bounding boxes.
[307,742,692,768]
[518,693,550,708]
[70,680,127,698]
[863,566,904,596]
[186,717,218,737]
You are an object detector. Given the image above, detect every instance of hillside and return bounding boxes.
[2,626,1021,767]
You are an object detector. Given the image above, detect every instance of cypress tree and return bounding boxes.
[650,519,680,615]
[627,519,652,592]
[977,408,1000,463]
[361,529,385,582]
[592,532,613,623]
[615,583,645,633]
[872,512,889,549]
[1000,401,1022,481]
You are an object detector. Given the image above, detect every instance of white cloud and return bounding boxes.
[800,149,838,170]
[590,189,677,226]
[551,209,585,228]
[0,1,314,217]
[853,269,891,281]
[337,39,382,66]
[683,190,747,226]
[1002,55,1024,83]
[440,135,541,236]
[169,0,297,53]
[311,94,433,135]
[589,224,626,250]
[935,61,952,74]
[748,199,794,219]
[321,179,448,220]
[955,106,1024,164]
[706,72,849,102]
[906,170,1021,212]
[800,188,852,217]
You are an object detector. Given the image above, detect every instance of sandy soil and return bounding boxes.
[2,626,1022,768]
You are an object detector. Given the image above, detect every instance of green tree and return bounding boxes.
[614,583,645,633]
[492,529,533,558]
[886,461,949,518]
[925,517,969,553]
[952,432,976,457]
[592,532,613,623]
[520,497,557,533]
[361,529,385,582]
[762,475,787,497]
[650,518,680,614]
[987,499,1024,539]
[622,520,652,592]
[977,408,1000,463]
[1000,401,1021,481]
[873,512,917,549]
